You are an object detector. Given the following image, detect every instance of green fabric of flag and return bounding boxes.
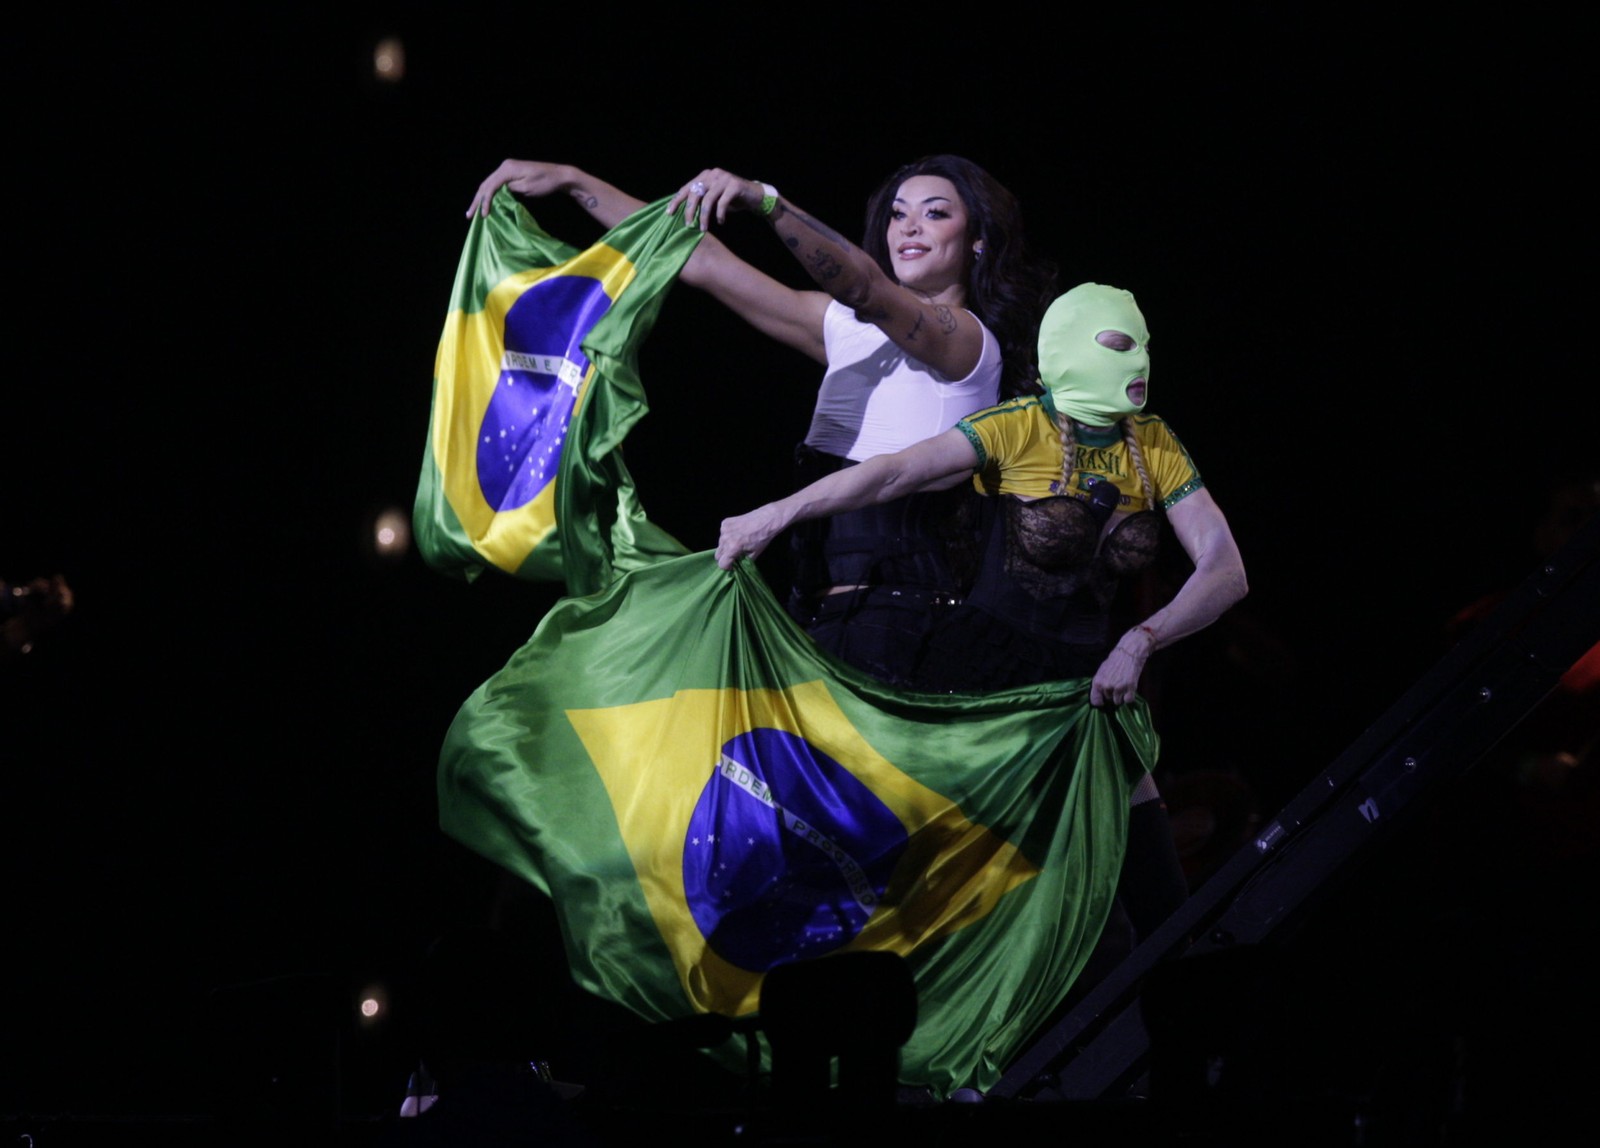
[414,189,700,595]
[438,551,1157,1098]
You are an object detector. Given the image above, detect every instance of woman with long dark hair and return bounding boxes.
[471,155,1058,683]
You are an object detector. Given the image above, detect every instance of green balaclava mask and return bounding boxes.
[1037,282,1151,427]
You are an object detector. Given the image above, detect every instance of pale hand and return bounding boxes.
[668,168,762,231]
[1089,627,1155,707]
[467,159,567,218]
[716,505,789,570]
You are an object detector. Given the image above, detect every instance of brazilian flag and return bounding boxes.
[438,553,1156,1098]
[414,189,700,596]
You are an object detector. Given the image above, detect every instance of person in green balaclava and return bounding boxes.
[716,279,1248,953]
[719,277,1246,698]
[1037,281,1151,431]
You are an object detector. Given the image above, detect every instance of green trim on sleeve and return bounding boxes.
[956,420,988,471]
[1162,475,1205,510]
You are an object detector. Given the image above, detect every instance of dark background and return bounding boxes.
[4,4,1592,1129]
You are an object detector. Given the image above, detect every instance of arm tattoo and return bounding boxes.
[933,305,958,335]
[775,204,860,292]
[807,251,844,284]
[904,312,925,342]
[791,209,851,248]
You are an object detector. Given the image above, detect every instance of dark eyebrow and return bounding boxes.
[892,196,955,207]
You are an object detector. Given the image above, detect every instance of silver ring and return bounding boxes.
[691,181,708,195]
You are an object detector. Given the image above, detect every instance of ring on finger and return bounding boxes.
[691,181,708,195]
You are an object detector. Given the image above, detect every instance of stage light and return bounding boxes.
[370,506,411,560]
[358,985,388,1027]
[374,37,405,82]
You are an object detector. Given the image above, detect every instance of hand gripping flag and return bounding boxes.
[438,553,1158,1098]
[414,189,700,596]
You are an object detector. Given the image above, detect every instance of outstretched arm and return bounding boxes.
[469,159,647,228]
[671,169,986,381]
[469,159,829,363]
[1089,489,1249,707]
[716,429,979,569]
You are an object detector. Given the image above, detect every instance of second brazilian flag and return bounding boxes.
[438,551,1155,1097]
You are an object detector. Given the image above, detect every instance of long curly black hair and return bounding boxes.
[861,155,1059,398]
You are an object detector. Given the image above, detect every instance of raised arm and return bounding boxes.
[1089,488,1249,707]
[671,169,987,381]
[469,159,647,228]
[469,160,829,363]
[716,428,979,570]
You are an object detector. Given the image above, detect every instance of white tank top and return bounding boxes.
[804,300,1002,461]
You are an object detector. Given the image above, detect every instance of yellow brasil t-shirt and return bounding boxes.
[956,395,1204,511]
